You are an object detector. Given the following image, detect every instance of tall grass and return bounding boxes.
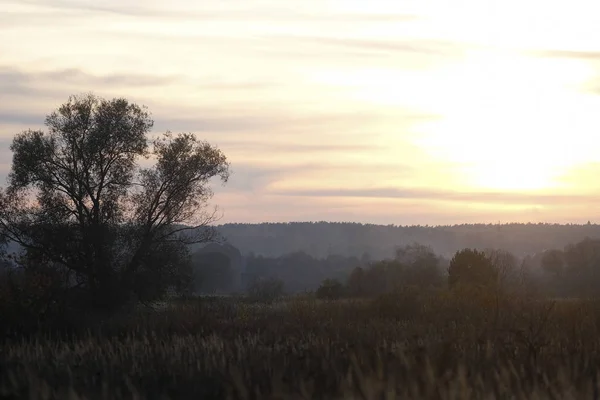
[2,290,600,399]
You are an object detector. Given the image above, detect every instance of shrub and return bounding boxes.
[448,248,497,289]
[346,266,367,297]
[316,278,345,300]
[368,286,424,320]
[247,277,284,303]
[0,265,71,337]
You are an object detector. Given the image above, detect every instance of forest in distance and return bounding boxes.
[201,228,600,299]
[216,221,600,259]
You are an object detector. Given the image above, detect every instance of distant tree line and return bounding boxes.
[218,222,600,260]
[244,251,367,293]
[240,237,600,302]
[533,237,600,298]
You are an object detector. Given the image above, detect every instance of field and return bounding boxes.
[2,289,600,399]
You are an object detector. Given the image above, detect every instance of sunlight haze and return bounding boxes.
[2,0,600,224]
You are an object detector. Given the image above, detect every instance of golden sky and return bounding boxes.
[2,0,600,224]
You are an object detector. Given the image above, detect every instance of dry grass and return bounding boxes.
[2,289,600,399]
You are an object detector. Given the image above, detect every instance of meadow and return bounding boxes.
[2,288,600,399]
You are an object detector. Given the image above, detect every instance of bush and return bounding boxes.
[0,265,71,337]
[368,286,424,320]
[316,278,345,300]
[346,253,443,299]
[247,277,284,303]
[448,248,497,288]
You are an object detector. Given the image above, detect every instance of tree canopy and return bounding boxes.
[448,248,497,288]
[0,93,229,310]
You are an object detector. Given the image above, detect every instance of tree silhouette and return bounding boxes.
[562,238,600,297]
[0,93,229,310]
[192,251,234,293]
[485,248,518,291]
[395,243,443,287]
[448,248,497,288]
[541,249,564,275]
[316,278,345,300]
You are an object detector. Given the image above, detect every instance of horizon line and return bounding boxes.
[215,221,599,227]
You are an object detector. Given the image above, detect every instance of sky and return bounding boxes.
[2,0,600,225]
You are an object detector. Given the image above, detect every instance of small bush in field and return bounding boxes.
[246,277,284,303]
[316,278,345,300]
[0,265,69,336]
[368,286,424,320]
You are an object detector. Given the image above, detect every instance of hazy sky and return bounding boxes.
[2,0,600,225]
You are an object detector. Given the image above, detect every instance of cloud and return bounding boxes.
[0,67,189,123]
[218,163,324,194]
[270,187,600,207]
[218,161,417,193]
[0,66,281,132]
[0,67,180,94]
[152,116,277,134]
[221,164,285,193]
[273,36,468,58]
[531,49,600,61]
[146,101,436,139]
[3,2,441,71]
[0,111,45,126]
[150,108,407,138]
[219,141,383,153]
[212,188,582,226]
[0,66,276,116]
[0,65,277,97]
[14,0,187,18]
[15,0,418,22]
[7,1,600,225]
[0,70,69,100]
[0,66,434,145]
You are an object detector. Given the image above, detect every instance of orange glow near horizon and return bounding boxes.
[2,0,600,224]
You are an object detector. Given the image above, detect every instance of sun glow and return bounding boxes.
[5,0,600,223]
[465,162,560,191]
[421,51,596,192]
[340,50,598,193]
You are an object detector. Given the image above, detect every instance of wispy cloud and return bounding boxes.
[0,111,45,126]
[14,0,419,22]
[531,50,600,61]
[270,187,600,207]
[3,0,600,224]
[0,67,181,96]
[272,36,468,58]
[219,141,383,153]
